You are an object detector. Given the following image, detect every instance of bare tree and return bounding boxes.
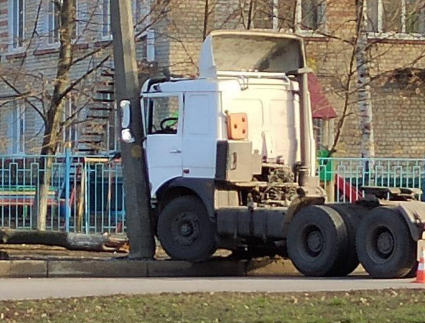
[0,0,169,231]
[355,0,375,160]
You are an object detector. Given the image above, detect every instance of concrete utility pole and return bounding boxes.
[110,0,155,260]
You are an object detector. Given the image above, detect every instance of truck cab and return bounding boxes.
[140,30,323,257]
[142,31,319,196]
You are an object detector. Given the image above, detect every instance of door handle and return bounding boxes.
[170,149,182,154]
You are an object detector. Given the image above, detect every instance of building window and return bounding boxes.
[367,0,425,35]
[297,0,326,31]
[244,0,325,32]
[244,0,297,31]
[61,98,78,152]
[48,1,60,43]
[313,118,334,152]
[133,0,140,26]
[134,0,153,30]
[7,101,25,154]
[10,0,25,49]
[102,0,111,39]
[251,0,275,29]
[48,0,78,43]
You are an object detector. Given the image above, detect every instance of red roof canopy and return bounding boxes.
[308,73,337,120]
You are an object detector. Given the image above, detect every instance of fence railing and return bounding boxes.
[318,157,425,203]
[0,151,124,234]
[1,154,424,233]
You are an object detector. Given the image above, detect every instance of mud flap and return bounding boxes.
[396,201,425,241]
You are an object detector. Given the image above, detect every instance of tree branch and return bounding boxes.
[0,75,47,125]
[57,55,111,104]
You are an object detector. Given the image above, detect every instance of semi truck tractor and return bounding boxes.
[130,31,425,278]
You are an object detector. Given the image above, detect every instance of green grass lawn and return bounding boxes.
[1,289,425,323]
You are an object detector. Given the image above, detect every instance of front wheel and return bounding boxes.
[356,207,416,278]
[157,196,217,262]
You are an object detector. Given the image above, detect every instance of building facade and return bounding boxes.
[158,0,425,158]
[0,0,425,157]
[0,0,155,154]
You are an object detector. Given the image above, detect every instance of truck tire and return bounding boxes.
[356,207,416,278]
[287,205,348,277]
[157,195,217,262]
[328,205,361,276]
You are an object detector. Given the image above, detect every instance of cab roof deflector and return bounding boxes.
[199,31,306,79]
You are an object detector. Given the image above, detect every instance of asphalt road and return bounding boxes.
[0,277,424,301]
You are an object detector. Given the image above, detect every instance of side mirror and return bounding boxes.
[121,100,131,128]
[120,100,135,143]
[121,129,135,144]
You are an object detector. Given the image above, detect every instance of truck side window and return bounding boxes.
[148,96,180,135]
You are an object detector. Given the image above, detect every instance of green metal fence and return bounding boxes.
[318,157,425,203]
[1,153,424,233]
[0,150,124,234]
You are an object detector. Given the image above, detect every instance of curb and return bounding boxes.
[0,260,48,278]
[0,258,298,278]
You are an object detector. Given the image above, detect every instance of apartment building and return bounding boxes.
[0,0,425,157]
[0,0,155,154]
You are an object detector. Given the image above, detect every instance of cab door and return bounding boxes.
[182,92,217,179]
[145,94,183,194]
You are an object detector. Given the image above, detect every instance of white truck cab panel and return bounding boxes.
[182,92,218,179]
[220,78,302,166]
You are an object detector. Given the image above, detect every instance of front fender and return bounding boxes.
[156,177,216,220]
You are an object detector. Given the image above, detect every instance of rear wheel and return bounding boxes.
[157,196,217,262]
[328,205,361,276]
[287,205,348,277]
[356,207,416,278]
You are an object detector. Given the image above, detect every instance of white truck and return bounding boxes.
[133,31,425,278]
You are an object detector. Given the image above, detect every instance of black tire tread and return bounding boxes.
[287,205,348,277]
[157,195,217,262]
[328,205,361,276]
[356,206,416,279]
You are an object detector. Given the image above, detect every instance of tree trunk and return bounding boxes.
[356,0,375,160]
[202,0,209,40]
[0,229,128,252]
[76,166,86,232]
[36,157,54,231]
[34,0,75,230]
[247,0,254,30]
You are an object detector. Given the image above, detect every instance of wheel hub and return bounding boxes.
[180,222,194,236]
[171,212,200,246]
[376,230,394,257]
[307,230,324,254]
